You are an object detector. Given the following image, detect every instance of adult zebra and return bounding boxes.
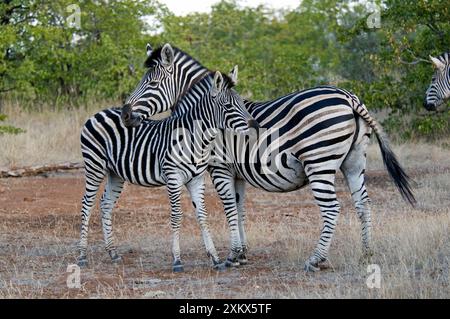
[123,43,416,272]
[77,69,256,272]
[424,52,450,111]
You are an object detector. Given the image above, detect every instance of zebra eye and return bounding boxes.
[148,81,158,88]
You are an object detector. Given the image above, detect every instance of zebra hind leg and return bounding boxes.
[78,165,106,267]
[100,172,125,264]
[187,176,225,271]
[304,173,340,272]
[341,137,373,263]
[210,168,242,268]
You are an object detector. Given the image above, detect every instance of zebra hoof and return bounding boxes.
[111,255,122,264]
[77,258,88,268]
[238,255,248,265]
[304,260,320,272]
[224,258,240,268]
[172,260,184,273]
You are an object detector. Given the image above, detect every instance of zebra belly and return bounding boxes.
[106,150,166,187]
[233,152,308,192]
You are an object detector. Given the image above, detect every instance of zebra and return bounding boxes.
[123,43,416,272]
[424,52,450,111]
[77,69,257,272]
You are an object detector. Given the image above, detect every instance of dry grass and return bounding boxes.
[0,105,449,299]
[0,101,101,168]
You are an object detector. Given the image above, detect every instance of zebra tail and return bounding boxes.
[351,101,416,206]
[374,132,416,206]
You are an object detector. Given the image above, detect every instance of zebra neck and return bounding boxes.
[172,75,213,117]
[173,52,209,108]
[162,111,218,164]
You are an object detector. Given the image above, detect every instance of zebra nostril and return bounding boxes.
[121,103,135,125]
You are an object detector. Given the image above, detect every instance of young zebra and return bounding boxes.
[124,44,416,272]
[78,70,256,272]
[424,52,450,111]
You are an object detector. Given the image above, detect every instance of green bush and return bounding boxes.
[0,0,449,139]
[0,114,25,135]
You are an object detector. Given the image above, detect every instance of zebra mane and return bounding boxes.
[170,71,236,116]
[144,45,204,69]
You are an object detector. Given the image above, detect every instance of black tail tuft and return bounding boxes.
[375,134,417,206]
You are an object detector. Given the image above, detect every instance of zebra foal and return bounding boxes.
[77,69,256,271]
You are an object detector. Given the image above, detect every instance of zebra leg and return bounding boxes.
[304,173,340,272]
[209,168,242,267]
[235,179,248,265]
[167,181,185,272]
[186,176,224,270]
[100,172,124,263]
[77,166,106,267]
[341,136,373,262]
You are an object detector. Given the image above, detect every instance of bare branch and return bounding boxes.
[399,48,431,65]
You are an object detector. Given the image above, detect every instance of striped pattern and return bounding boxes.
[120,45,415,272]
[425,52,450,111]
[126,44,208,119]
[77,71,251,271]
[210,86,416,270]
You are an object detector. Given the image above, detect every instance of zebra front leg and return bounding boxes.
[187,176,224,270]
[100,172,124,264]
[210,168,242,267]
[304,174,340,272]
[77,169,105,267]
[235,179,248,265]
[167,182,185,272]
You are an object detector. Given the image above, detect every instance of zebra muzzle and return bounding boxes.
[121,104,143,127]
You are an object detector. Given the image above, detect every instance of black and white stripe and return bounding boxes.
[123,44,416,272]
[425,52,450,111]
[77,70,253,272]
[210,86,416,271]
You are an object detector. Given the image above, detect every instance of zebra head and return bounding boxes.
[424,52,450,111]
[210,67,259,133]
[122,43,195,127]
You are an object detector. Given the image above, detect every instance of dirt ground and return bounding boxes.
[0,164,449,298]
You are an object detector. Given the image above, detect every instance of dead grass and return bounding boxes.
[1,101,449,170]
[0,105,449,299]
[0,102,172,168]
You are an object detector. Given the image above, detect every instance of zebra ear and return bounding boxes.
[146,43,153,57]
[212,71,224,97]
[161,43,174,67]
[229,65,238,85]
[430,55,445,71]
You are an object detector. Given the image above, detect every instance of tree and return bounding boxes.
[340,0,450,138]
[0,0,159,107]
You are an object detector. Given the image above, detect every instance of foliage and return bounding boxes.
[0,0,159,108]
[340,0,450,137]
[0,0,448,138]
[0,113,24,134]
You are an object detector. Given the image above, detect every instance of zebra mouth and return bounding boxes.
[121,104,143,127]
